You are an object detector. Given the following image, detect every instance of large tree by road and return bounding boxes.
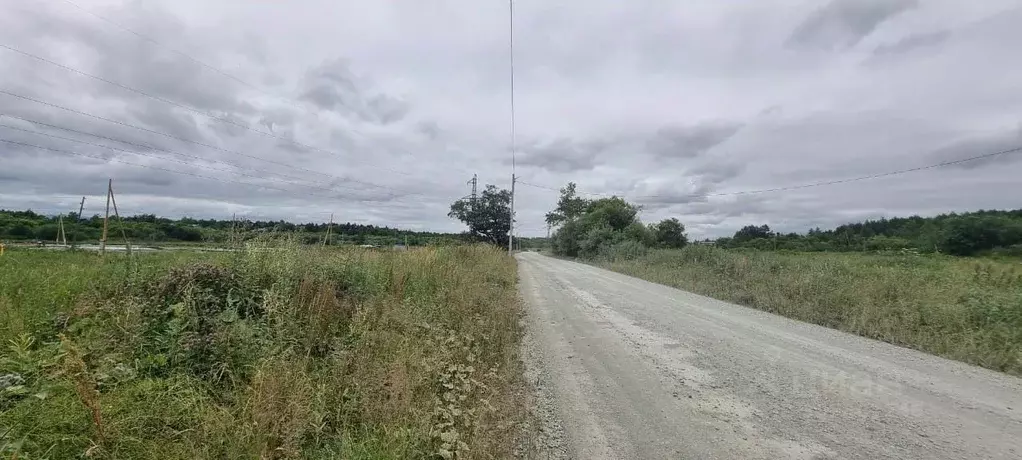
[651,218,688,249]
[449,185,512,248]
[543,182,691,258]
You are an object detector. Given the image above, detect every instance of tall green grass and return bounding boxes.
[598,246,1022,375]
[0,250,217,346]
[1,243,525,459]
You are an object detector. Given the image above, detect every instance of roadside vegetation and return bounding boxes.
[541,182,1022,376]
[544,183,689,258]
[601,247,1022,376]
[1,242,525,459]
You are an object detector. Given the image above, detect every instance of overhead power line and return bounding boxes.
[515,181,574,193]
[0,90,423,195]
[46,0,483,179]
[0,42,428,179]
[0,137,409,204]
[516,143,1022,199]
[0,113,304,182]
[56,0,304,110]
[0,120,407,199]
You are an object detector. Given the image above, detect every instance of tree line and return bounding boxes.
[446,182,1022,258]
[718,210,1022,256]
[0,209,464,246]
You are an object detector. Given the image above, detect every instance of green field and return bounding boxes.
[1,244,525,459]
[598,246,1022,376]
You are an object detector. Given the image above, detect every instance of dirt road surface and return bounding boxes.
[517,252,1022,459]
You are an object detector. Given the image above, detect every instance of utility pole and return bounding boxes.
[506,173,515,251]
[108,180,131,255]
[60,217,67,245]
[324,213,334,246]
[56,215,66,245]
[506,174,515,251]
[101,179,111,254]
[72,196,85,249]
[231,212,237,248]
[467,174,478,210]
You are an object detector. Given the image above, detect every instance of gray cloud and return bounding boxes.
[627,160,745,211]
[682,201,757,221]
[38,2,255,116]
[416,121,442,141]
[299,59,409,125]
[365,95,409,125]
[688,161,746,185]
[258,109,295,135]
[513,138,603,173]
[2,0,1020,238]
[645,123,743,160]
[633,188,710,210]
[128,104,207,144]
[274,137,312,155]
[787,0,918,51]
[513,122,742,175]
[926,128,1022,170]
[207,112,255,139]
[872,30,951,57]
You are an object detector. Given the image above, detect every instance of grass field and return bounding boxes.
[1,243,525,459]
[598,246,1022,376]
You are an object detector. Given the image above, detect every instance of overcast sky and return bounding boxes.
[1,0,1020,238]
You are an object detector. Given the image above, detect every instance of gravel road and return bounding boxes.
[516,252,1022,459]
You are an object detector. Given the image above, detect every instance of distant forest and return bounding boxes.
[0,209,466,246]
[5,208,1021,256]
[716,209,1022,257]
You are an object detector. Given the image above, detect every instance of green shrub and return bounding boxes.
[600,240,648,261]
